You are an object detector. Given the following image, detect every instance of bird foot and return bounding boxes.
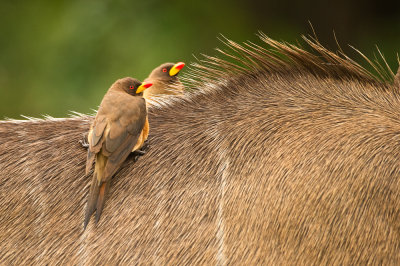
[141,140,150,152]
[79,134,89,148]
[132,140,150,162]
[134,149,146,156]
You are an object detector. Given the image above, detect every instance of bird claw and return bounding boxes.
[132,140,150,162]
[134,149,146,156]
[79,134,89,148]
[141,140,150,151]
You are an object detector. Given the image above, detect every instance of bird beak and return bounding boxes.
[136,82,153,94]
[169,62,185,76]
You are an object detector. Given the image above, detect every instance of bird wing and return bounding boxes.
[85,115,107,175]
[101,94,147,181]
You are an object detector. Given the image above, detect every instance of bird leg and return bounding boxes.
[141,140,150,152]
[79,133,90,148]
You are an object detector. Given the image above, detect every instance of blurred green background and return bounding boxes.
[0,0,399,118]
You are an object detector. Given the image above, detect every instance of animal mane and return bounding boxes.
[183,33,397,91]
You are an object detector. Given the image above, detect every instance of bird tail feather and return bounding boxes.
[83,154,108,229]
[95,181,110,223]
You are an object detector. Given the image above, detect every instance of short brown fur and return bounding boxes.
[0,34,400,264]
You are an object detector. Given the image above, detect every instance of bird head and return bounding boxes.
[115,77,153,96]
[147,62,185,82]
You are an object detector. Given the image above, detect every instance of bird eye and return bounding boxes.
[129,86,134,89]
[162,68,167,72]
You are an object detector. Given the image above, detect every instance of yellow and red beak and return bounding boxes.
[136,82,153,94]
[169,62,185,76]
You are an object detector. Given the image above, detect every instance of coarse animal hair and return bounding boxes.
[1,33,400,265]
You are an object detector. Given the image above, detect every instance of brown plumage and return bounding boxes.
[143,62,185,101]
[84,77,152,228]
[1,34,400,264]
